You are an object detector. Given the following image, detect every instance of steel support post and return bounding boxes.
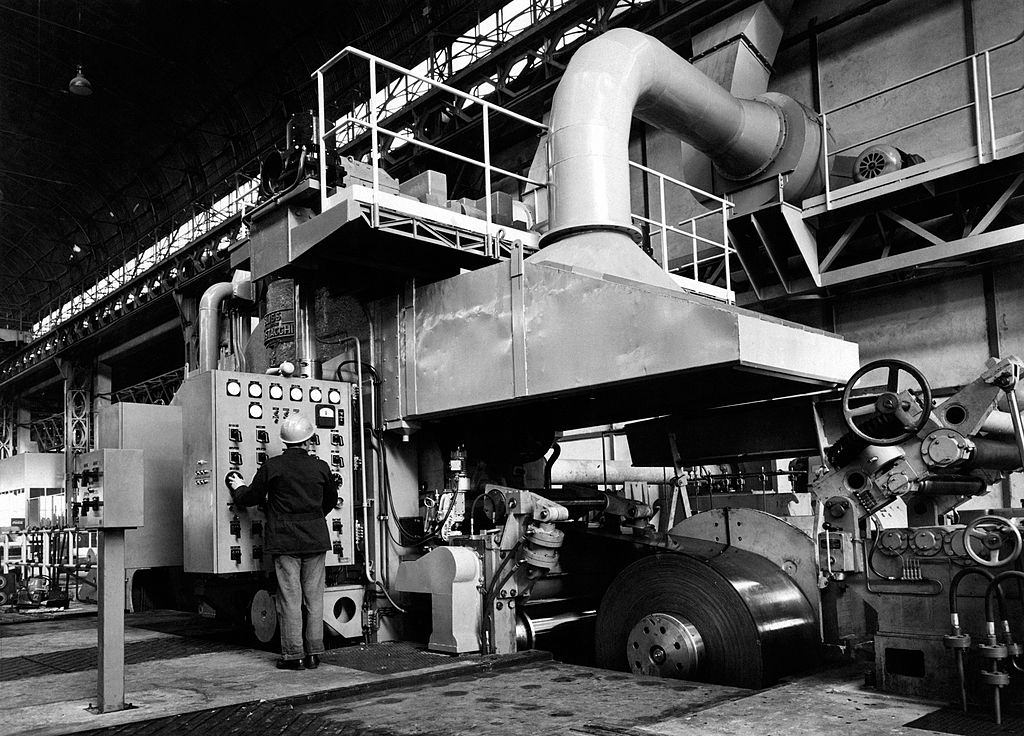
[0,399,14,459]
[94,529,128,713]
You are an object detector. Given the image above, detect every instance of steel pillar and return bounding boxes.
[0,399,14,459]
[94,529,128,713]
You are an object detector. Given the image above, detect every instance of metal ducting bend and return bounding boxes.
[537,28,821,274]
[198,282,235,373]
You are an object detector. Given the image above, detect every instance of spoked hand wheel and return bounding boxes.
[841,359,932,446]
[964,515,1023,568]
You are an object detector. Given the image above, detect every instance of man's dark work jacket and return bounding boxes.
[230,447,339,555]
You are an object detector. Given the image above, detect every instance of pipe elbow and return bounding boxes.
[198,282,235,373]
[199,281,235,312]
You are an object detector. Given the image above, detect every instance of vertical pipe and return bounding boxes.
[690,219,698,281]
[658,174,667,272]
[821,112,831,209]
[369,58,380,227]
[336,337,372,585]
[984,51,996,157]
[639,124,652,255]
[971,56,983,163]
[723,201,732,300]
[483,105,493,257]
[316,71,328,213]
[294,282,319,380]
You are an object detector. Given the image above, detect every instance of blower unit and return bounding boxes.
[853,143,925,182]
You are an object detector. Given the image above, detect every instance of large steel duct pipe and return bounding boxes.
[535,28,821,282]
[198,282,234,372]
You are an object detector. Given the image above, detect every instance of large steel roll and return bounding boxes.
[594,548,817,689]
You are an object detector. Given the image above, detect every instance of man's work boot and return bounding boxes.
[303,654,320,670]
[277,658,304,670]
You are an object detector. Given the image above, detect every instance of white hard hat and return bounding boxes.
[280,414,314,444]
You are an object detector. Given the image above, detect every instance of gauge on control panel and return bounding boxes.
[327,388,342,404]
[226,379,242,396]
[290,386,304,402]
[269,383,284,400]
[248,381,263,398]
[310,387,323,402]
[248,403,263,419]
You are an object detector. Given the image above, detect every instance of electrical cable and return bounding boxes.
[375,580,407,613]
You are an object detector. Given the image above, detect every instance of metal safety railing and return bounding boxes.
[312,47,548,257]
[819,28,1024,210]
[629,161,736,302]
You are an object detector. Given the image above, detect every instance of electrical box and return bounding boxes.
[176,370,355,574]
[73,449,145,529]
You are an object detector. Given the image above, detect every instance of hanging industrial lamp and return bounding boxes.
[68,65,92,96]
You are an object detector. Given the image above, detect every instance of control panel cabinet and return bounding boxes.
[178,370,355,574]
[73,449,145,529]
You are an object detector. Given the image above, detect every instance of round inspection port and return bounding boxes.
[944,404,967,425]
[334,596,357,624]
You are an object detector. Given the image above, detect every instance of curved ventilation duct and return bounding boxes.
[532,28,823,286]
[198,282,235,372]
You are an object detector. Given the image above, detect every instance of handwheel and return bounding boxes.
[841,359,932,446]
[964,515,1023,568]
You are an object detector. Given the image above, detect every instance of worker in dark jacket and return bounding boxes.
[226,413,339,670]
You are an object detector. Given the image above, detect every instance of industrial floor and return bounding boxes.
[2,610,1022,736]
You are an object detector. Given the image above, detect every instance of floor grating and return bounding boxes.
[318,641,458,675]
[905,706,1024,735]
[67,701,357,736]
[0,634,243,681]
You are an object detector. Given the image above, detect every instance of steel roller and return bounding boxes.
[594,547,817,689]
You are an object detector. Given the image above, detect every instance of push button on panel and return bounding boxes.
[229,450,242,466]
[256,429,270,444]
[228,428,242,443]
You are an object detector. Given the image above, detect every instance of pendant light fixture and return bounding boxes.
[68,64,92,96]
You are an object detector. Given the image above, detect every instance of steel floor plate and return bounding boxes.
[905,706,1024,735]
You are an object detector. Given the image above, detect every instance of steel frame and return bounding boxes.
[0,401,14,459]
[0,213,242,389]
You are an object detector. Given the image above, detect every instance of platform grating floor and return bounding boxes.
[0,635,242,681]
[319,641,456,674]
[905,706,1024,735]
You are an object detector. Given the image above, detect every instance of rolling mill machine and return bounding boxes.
[35,14,1024,725]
